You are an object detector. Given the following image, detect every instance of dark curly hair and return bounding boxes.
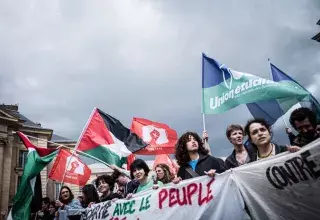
[59,186,74,205]
[244,118,271,141]
[130,159,150,180]
[175,132,209,167]
[155,163,173,184]
[95,174,115,191]
[289,107,317,129]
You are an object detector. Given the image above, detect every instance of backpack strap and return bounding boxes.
[185,167,200,178]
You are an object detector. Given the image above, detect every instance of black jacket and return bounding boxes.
[177,154,226,180]
[224,146,256,169]
[293,133,320,147]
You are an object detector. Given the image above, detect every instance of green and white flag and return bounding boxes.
[202,54,309,114]
[8,132,57,220]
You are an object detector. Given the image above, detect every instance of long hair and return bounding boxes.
[82,184,100,206]
[175,132,209,167]
[155,163,173,184]
[59,186,74,205]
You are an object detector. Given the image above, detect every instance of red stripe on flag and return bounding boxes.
[17,131,56,157]
[77,109,115,152]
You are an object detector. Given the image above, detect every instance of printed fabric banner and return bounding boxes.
[66,173,247,220]
[233,139,320,220]
[202,54,309,114]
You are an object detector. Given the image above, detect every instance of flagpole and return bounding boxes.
[268,58,289,128]
[60,108,97,186]
[202,53,211,154]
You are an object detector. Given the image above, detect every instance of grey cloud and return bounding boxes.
[0,0,319,157]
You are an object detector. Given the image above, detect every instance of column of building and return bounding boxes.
[0,134,13,218]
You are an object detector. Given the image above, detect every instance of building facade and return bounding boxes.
[0,104,80,219]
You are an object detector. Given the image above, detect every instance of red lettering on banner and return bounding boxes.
[158,178,215,209]
[206,178,214,202]
[187,183,198,205]
[177,187,187,205]
[158,189,168,209]
[168,188,178,207]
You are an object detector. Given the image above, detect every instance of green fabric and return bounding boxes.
[202,73,309,114]
[11,150,56,220]
[136,180,163,193]
[83,145,127,167]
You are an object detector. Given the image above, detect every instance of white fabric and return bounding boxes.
[233,138,320,220]
[83,173,246,220]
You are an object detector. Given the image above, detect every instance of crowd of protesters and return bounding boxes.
[33,107,320,219]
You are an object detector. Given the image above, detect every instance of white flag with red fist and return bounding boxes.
[131,118,178,155]
[49,148,91,186]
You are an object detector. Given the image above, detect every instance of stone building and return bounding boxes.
[0,104,54,219]
[0,104,114,219]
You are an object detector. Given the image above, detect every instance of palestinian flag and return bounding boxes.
[8,132,57,220]
[76,108,148,167]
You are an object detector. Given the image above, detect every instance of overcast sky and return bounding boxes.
[1,0,319,157]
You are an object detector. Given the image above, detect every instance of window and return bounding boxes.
[55,183,62,200]
[18,150,28,168]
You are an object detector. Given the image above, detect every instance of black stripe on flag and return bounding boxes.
[97,109,148,153]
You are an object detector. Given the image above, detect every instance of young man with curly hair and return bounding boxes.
[95,174,122,202]
[173,132,226,182]
[289,107,320,147]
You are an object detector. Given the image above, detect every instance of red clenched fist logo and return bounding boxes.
[150,129,160,144]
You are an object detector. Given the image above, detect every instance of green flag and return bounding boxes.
[202,54,309,114]
[8,132,57,220]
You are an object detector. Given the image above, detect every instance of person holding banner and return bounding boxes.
[95,175,123,202]
[244,118,301,161]
[130,159,163,194]
[289,107,320,147]
[174,132,225,182]
[224,124,255,169]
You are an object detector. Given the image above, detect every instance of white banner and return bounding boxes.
[83,172,247,220]
[233,139,320,220]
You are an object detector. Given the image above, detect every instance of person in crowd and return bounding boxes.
[36,197,51,220]
[224,124,255,169]
[244,118,300,161]
[55,186,82,210]
[173,132,226,183]
[289,107,320,147]
[76,196,84,207]
[130,159,163,194]
[47,201,57,220]
[112,169,139,197]
[54,186,82,219]
[81,184,100,208]
[154,163,174,184]
[95,174,122,202]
